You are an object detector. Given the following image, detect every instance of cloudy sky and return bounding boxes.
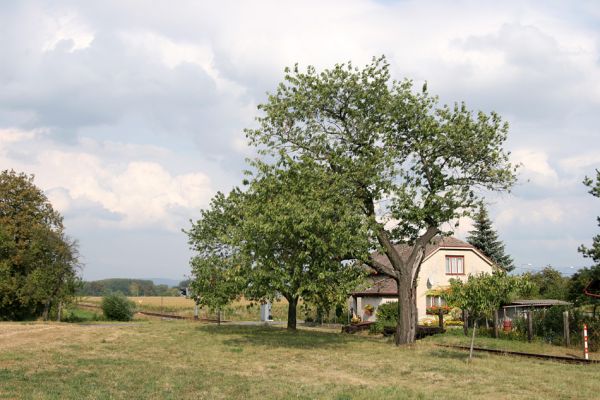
[1,1,599,281]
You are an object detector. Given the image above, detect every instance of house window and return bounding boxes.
[445,255,464,275]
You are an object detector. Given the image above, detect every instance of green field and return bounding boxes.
[1,319,599,399]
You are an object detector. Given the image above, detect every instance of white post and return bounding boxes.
[584,324,589,360]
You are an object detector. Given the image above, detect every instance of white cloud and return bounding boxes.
[0,133,213,231]
[511,149,560,186]
[42,10,94,52]
[0,127,40,147]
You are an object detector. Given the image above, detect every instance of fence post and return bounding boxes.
[584,324,589,360]
[493,310,499,338]
[527,310,533,343]
[563,311,570,347]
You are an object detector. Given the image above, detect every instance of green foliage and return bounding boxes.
[444,272,527,320]
[370,302,399,334]
[0,170,80,321]
[510,306,600,351]
[523,266,570,300]
[467,203,514,272]
[187,190,246,314]
[101,293,135,321]
[568,265,600,313]
[245,56,517,342]
[187,160,369,329]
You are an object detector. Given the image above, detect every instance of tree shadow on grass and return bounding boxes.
[197,324,360,349]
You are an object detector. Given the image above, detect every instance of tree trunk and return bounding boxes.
[287,296,298,330]
[42,300,51,321]
[463,310,469,336]
[56,302,62,322]
[395,275,416,345]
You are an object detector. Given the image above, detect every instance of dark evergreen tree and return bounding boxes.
[467,203,514,272]
[579,170,600,265]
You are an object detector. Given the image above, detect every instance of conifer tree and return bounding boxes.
[467,203,514,272]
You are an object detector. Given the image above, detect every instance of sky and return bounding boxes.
[1,1,599,281]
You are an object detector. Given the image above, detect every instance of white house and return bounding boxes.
[350,236,497,322]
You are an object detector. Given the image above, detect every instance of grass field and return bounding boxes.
[1,320,599,399]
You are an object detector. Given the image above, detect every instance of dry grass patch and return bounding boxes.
[1,321,599,399]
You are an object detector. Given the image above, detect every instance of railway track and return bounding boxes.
[77,302,225,323]
[437,344,599,364]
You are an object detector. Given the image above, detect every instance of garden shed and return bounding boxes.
[502,299,572,320]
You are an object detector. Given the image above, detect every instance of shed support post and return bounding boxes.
[493,309,499,339]
[527,309,533,343]
[563,311,570,347]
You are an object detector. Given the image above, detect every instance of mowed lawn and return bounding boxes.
[1,321,599,400]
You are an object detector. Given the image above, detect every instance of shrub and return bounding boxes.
[101,293,135,321]
[369,302,399,334]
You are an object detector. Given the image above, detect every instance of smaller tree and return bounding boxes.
[444,272,527,360]
[467,203,514,272]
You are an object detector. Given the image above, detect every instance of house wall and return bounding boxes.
[354,296,397,322]
[416,248,494,321]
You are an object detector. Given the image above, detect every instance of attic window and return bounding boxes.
[445,255,464,275]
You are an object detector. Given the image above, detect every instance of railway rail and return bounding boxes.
[437,344,599,364]
[76,302,225,323]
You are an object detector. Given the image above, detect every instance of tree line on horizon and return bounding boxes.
[77,278,185,297]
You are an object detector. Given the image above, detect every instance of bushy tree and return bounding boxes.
[524,266,569,300]
[187,160,368,330]
[0,170,80,320]
[467,203,514,272]
[246,57,517,343]
[101,293,135,321]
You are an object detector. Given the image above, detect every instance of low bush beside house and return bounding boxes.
[101,293,135,321]
[370,302,398,334]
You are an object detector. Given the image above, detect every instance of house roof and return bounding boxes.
[370,236,495,272]
[353,236,495,297]
[352,277,398,297]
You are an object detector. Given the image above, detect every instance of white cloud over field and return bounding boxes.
[1,1,599,278]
